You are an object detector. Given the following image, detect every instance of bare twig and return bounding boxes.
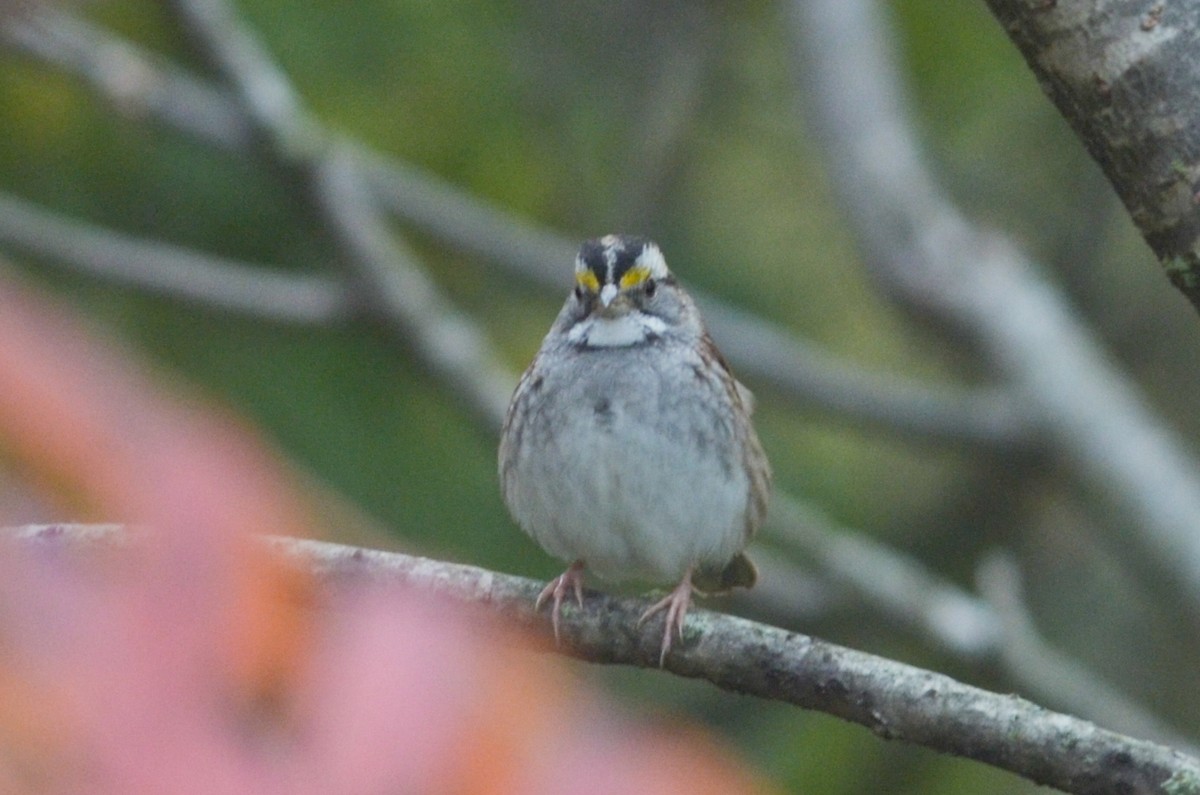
[162,0,514,431]
[787,0,1200,614]
[0,190,349,323]
[699,298,1030,447]
[0,8,252,150]
[9,524,1199,795]
[312,146,515,429]
[161,0,309,149]
[0,8,1036,450]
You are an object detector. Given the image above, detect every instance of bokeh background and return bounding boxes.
[2,1,1198,792]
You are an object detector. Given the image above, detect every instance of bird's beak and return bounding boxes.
[596,284,631,318]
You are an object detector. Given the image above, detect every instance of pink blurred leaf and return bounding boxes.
[0,276,770,794]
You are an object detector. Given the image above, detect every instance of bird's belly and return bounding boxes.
[510,386,748,583]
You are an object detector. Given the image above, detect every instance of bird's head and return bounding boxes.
[564,235,691,348]
[573,234,669,318]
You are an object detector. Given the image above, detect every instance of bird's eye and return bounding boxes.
[644,279,657,298]
[573,285,585,301]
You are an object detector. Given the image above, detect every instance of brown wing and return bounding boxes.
[497,356,544,500]
[700,332,772,546]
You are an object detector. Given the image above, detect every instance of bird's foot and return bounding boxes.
[535,560,586,643]
[638,569,694,666]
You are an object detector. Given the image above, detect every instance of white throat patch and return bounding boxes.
[567,312,666,347]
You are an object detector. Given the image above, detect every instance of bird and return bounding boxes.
[498,234,771,665]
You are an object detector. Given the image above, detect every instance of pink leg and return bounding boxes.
[535,560,586,642]
[638,567,694,666]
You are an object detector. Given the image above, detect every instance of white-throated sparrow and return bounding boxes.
[499,235,771,664]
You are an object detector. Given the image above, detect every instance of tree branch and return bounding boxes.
[9,524,1199,795]
[983,0,1200,312]
[0,190,349,324]
[787,0,1200,617]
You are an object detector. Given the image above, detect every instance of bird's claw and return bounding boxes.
[536,560,586,643]
[638,570,694,667]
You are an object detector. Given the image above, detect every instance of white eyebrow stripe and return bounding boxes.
[635,243,668,280]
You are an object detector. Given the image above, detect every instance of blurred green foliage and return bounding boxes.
[2,1,1195,792]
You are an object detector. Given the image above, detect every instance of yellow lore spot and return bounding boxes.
[575,268,601,293]
[619,266,651,290]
